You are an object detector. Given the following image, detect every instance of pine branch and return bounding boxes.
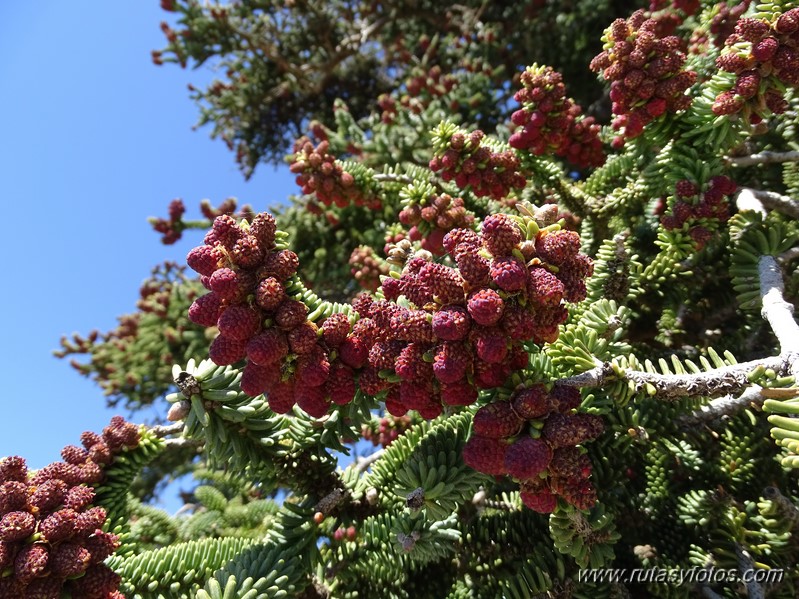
[728,150,799,167]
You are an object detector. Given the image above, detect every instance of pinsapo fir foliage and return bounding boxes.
[11,0,799,597]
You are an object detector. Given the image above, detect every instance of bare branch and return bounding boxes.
[678,386,765,427]
[743,188,799,219]
[372,173,415,185]
[355,448,384,473]
[559,356,788,400]
[700,585,725,599]
[736,188,767,216]
[780,246,799,264]
[727,150,799,167]
[736,544,764,599]
[164,436,204,449]
[760,256,799,361]
[150,422,185,438]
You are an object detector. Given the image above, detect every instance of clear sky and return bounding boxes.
[0,3,296,508]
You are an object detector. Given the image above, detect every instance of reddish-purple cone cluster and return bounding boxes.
[346,212,591,419]
[289,137,380,210]
[690,1,751,53]
[187,213,359,417]
[0,417,139,598]
[461,384,603,513]
[399,193,475,256]
[590,10,696,147]
[429,130,527,200]
[379,66,457,123]
[405,65,457,102]
[712,10,799,122]
[150,199,185,245]
[349,246,388,293]
[199,197,249,221]
[660,175,736,249]
[362,414,413,448]
[383,230,407,257]
[135,261,194,321]
[377,94,399,125]
[509,65,605,169]
[150,198,254,246]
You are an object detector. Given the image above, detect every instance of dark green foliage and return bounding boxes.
[155,0,639,175]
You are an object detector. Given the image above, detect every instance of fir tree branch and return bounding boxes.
[741,188,799,219]
[759,255,799,361]
[372,173,415,185]
[560,252,799,401]
[337,15,390,50]
[355,448,385,473]
[735,544,764,599]
[164,437,204,449]
[780,246,799,264]
[559,356,787,400]
[727,150,799,167]
[678,386,766,427]
[472,488,519,512]
[150,422,185,438]
[736,188,767,216]
[372,172,447,193]
[700,585,725,599]
[558,358,612,387]
[174,502,197,517]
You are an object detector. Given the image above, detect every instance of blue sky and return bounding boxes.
[0,3,296,508]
